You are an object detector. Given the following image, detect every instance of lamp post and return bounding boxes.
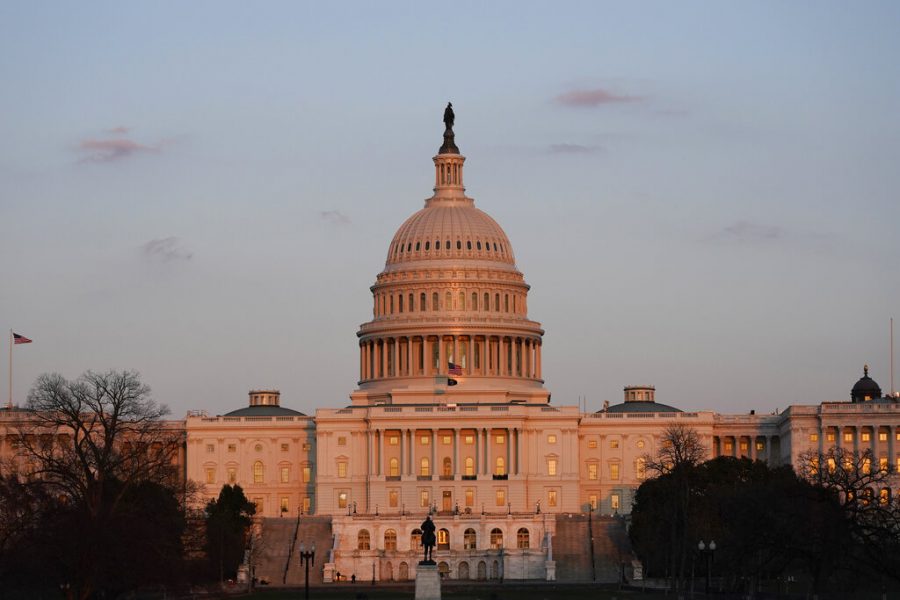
[298,541,315,600]
[698,540,716,597]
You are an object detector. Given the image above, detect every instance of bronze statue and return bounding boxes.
[443,102,455,131]
[420,515,436,563]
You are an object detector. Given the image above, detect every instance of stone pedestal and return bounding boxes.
[415,562,441,600]
[545,560,556,581]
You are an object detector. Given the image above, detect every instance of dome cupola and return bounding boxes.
[851,364,882,403]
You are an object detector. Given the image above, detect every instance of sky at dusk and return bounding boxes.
[2,2,899,418]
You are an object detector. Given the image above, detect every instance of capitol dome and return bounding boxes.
[351,107,548,405]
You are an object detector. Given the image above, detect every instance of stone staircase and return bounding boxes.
[255,516,333,586]
[552,514,632,583]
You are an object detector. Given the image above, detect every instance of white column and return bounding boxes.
[453,428,460,476]
[536,343,542,379]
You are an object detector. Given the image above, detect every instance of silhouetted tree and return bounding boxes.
[205,484,256,581]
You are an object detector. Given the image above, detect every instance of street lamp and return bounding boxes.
[298,541,316,600]
[698,540,716,597]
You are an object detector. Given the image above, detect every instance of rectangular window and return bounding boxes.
[827,432,835,442]
[254,498,264,513]
[420,489,430,508]
[587,463,598,480]
[547,458,557,476]
[206,468,215,484]
[206,444,215,453]
[337,461,347,478]
[548,490,557,507]
[338,436,347,446]
[281,466,290,483]
[464,435,474,444]
[739,441,749,452]
[338,492,348,509]
[442,435,452,445]
[228,443,236,452]
[861,432,871,442]
[879,457,889,472]
[843,432,853,443]
[496,488,506,506]
[547,434,557,444]
[610,463,620,480]
[809,433,819,442]
[756,441,765,451]
[610,440,619,449]
[227,468,237,484]
[302,443,312,451]
[588,439,598,449]
[421,435,430,445]
[303,497,311,513]
[280,497,289,513]
[389,490,399,507]
[589,495,598,510]
[302,466,311,483]
[879,432,888,442]
[389,436,399,445]
[896,433,900,441]
[611,494,620,511]
[281,443,289,452]
[724,441,733,453]
[495,435,505,444]
[465,488,474,507]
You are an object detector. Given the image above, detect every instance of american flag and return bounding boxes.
[13,333,32,344]
[448,362,463,376]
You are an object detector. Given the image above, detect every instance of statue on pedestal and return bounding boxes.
[420,515,437,564]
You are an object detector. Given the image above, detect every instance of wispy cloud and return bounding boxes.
[548,143,602,155]
[141,237,193,262]
[106,126,130,135]
[320,210,351,225]
[714,221,784,243]
[78,138,157,163]
[555,87,641,107]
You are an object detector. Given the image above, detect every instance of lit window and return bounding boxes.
[281,466,290,483]
[587,463,597,480]
[897,457,900,471]
[843,432,853,443]
[547,435,557,444]
[809,433,819,442]
[495,435,505,444]
[879,457,889,472]
[437,528,449,549]
[206,468,215,484]
[490,528,503,549]
[465,488,474,507]
[420,458,430,476]
[443,457,452,476]
[389,457,400,477]
[465,457,475,476]
[338,492,348,509]
[863,457,871,474]
[862,432,871,442]
[280,497,289,513]
[384,529,397,551]
[496,489,506,506]
[389,490,399,507]
[442,435,452,445]
[880,488,890,505]
[420,490,430,508]
[338,461,348,478]
[879,432,888,442]
[254,497,264,513]
[548,490,557,507]
[739,441,749,452]
[610,463,620,480]
[588,440,598,449]
[421,435,430,445]
[517,528,530,549]
[253,461,264,483]
[495,457,505,476]
[206,444,215,453]
[227,468,237,484]
[302,443,312,451]
[635,457,646,478]
[756,441,765,451]
[358,529,371,550]
[464,528,477,549]
[589,495,598,510]
[338,436,347,446]
[547,458,557,476]
[228,444,236,452]
[611,494,620,511]
[827,458,837,473]
[302,466,311,483]
[465,435,474,445]
[610,440,619,449]
[827,432,835,442]
[281,443,289,452]
[303,497,311,513]
[724,441,733,453]
[389,436,399,445]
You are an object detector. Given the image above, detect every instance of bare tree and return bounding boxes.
[643,422,707,477]
[12,370,185,599]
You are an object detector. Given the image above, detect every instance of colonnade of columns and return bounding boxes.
[817,424,898,462]
[359,335,542,382]
[364,426,523,479]
[713,434,780,463]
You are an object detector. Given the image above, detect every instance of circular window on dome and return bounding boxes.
[467,240,472,250]
[476,241,482,250]
[425,241,430,251]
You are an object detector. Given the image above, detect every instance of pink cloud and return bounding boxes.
[77,138,157,163]
[106,126,130,134]
[555,88,641,107]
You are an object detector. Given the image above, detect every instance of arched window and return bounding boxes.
[420,293,426,311]
[445,291,452,310]
[432,292,439,311]
[358,529,371,550]
[517,528,530,549]
[459,291,465,310]
[420,457,430,476]
[415,241,420,251]
[425,241,430,251]
[464,528,477,549]
[472,292,478,310]
[398,294,403,313]
[467,240,472,250]
[477,241,482,250]
[490,528,503,549]
[504,294,509,312]
[384,529,397,551]
[465,457,475,476]
[411,529,423,550]
[389,457,399,477]
[494,293,500,311]
[495,457,505,476]
[409,293,414,312]
[445,240,450,250]
[253,461,264,483]
[437,528,450,550]
[880,488,891,505]
[483,293,489,311]
[457,240,462,250]
[442,457,452,476]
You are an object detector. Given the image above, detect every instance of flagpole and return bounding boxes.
[8,329,12,410]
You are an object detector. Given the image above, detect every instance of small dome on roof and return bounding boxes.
[851,365,882,403]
